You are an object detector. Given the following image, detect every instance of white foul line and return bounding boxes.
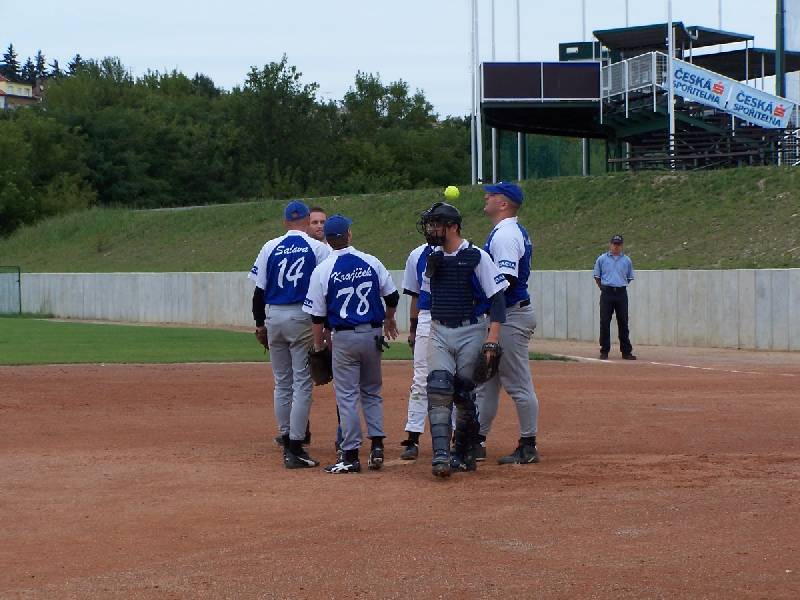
[561,355,796,377]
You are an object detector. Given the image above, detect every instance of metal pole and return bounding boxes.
[581,0,588,176]
[625,0,629,27]
[777,0,786,98]
[475,0,484,183]
[516,0,524,181]
[668,0,676,169]
[470,0,477,184]
[491,0,498,183]
[718,0,723,52]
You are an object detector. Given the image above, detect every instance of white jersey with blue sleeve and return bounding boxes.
[303,247,397,328]
[402,243,433,314]
[484,216,532,307]
[248,230,330,305]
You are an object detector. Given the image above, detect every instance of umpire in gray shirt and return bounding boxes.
[593,234,636,361]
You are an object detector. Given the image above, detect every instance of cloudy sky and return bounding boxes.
[2,1,790,116]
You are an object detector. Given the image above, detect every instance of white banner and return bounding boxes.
[727,84,794,128]
[669,58,794,128]
[671,59,734,110]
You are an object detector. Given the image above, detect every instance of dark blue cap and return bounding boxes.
[284,200,310,221]
[611,234,624,244]
[484,181,523,204]
[323,214,352,237]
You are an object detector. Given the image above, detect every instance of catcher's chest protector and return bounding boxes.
[429,246,481,322]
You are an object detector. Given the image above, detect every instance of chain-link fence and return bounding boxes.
[0,267,22,315]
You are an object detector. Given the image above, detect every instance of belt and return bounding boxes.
[601,285,627,292]
[511,299,531,308]
[333,321,383,332]
[433,317,480,329]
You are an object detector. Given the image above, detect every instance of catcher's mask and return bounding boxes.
[417,202,462,246]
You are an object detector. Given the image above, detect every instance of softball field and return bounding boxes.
[1,341,798,599]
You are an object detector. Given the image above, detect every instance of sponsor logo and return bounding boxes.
[250,265,258,275]
[712,81,725,95]
[498,259,516,269]
[303,298,313,308]
[331,266,373,284]
[774,104,786,118]
[494,274,506,284]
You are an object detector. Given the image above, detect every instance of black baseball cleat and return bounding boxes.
[323,459,361,474]
[368,447,384,470]
[273,435,284,447]
[622,353,637,360]
[284,449,320,469]
[498,440,540,465]
[599,352,609,360]
[473,441,487,461]
[450,452,477,472]
[431,450,451,478]
[400,440,419,460]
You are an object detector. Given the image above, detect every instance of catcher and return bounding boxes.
[418,202,508,478]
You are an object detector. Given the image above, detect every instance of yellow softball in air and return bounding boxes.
[444,185,460,201]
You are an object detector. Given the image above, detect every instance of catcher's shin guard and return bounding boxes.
[452,376,480,469]
[426,370,454,467]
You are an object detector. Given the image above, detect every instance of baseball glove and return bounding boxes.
[308,345,333,386]
[472,342,502,383]
[255,327,269,352]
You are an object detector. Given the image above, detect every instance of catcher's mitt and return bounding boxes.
[472,342,502,383]
[308,345,333,386]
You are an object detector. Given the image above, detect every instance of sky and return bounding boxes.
[1,1,791,117]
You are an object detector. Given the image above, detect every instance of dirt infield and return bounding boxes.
[1,342,799,599]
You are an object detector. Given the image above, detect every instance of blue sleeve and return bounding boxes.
[592,255,602,278]
[627,258,635,281]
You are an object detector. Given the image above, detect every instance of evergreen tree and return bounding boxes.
[1,43,20,79]
[21,57,36,83]
[49,59,62,78]
[67,53,83,75]
[34,49,47,79]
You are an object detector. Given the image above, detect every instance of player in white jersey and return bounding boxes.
[398,242,434,459]
[477,182,540,465]
[249,201,330,469]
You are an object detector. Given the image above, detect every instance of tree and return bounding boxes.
[49,59,62,78]
[67,53,83,75]
[34,50,47,79]
[21,57,36,83]
[1,43,20,79]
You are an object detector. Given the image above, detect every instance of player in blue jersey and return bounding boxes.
[398,241,434,459]
[476,182,540,465]
[303,215,400,474]
[249,201,331,469]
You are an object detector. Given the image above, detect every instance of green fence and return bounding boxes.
[0,266,22,315]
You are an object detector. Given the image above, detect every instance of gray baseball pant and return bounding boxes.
[332,324,385,452]
[266,303,314,441]
[476,303,539,437]
[427,318,486,384]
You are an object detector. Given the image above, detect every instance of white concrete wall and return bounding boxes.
[19,269,800,351]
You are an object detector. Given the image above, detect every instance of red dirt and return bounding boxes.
[1,343,798,599]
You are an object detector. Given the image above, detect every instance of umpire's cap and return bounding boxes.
[423,202,462,225]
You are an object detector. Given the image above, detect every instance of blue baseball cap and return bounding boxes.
[323,214,352,238]
[484,181,523,205]
[284,200,310,221]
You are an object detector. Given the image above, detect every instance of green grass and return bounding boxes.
[1,166,798,272]
[0,317,570,365]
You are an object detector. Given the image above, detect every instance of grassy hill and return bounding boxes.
[1,166,798,272]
